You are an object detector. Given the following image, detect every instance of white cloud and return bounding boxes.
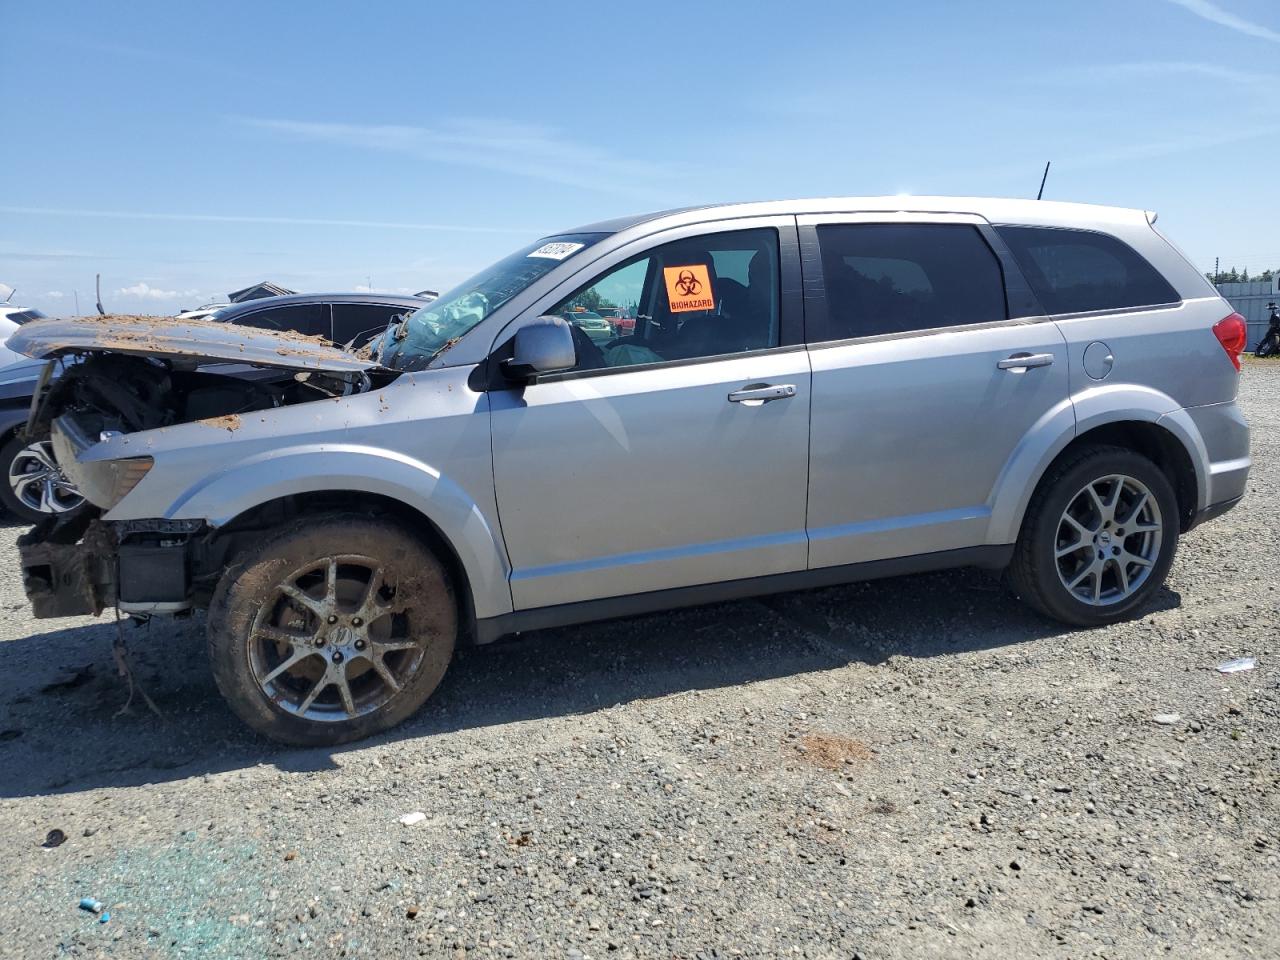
[0,205,535,236]
[235,115,689,196]
[45,291,66,298]
[966,122,1280,182]
[1051,60,1278,86]
[116,282,199,301]
[1164,0,1280,43]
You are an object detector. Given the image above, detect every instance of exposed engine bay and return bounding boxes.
[17,350,393,621]
[29,352,374,440]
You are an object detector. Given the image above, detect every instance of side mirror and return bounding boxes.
[503,316,577,380]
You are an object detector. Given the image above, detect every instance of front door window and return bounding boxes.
[551,228,781,371]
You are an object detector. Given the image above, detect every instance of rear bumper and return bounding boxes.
[1178,400,1250,512]
[1206,455,1250,509]
[1188,494,1243,531]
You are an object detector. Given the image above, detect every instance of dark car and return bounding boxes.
[207,292,429,348]
[0,292,427,523]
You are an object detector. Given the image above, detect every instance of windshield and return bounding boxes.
[382,232,606,369]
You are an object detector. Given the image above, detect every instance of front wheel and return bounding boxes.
[208,515,457,745]
[1257,334,1279,358]
[0,433,87,524]
[1009,445,1179,627]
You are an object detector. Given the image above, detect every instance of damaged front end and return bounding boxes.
[8,315,392,620]
[18,514,206,618]
[18,514,118,618]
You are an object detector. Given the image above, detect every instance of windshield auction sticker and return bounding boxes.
[527,242,585,260]
[663,265,715,313]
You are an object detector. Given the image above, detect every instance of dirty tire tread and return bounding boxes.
[208,512,457,746]
[1009,444,1179,627]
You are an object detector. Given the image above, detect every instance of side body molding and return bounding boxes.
[165,444,514,620]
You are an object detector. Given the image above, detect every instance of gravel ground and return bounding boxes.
[1,365,1277,960]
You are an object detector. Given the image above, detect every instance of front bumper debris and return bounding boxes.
[18,516,204,618]
[18,516,118,618]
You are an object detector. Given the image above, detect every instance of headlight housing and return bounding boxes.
[49,418,154,509]
[78,456,154,509]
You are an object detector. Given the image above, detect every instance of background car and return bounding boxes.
[598,306,637,336]
[561,307,615,343]
[174,302,232,322]
[206,292,430,347]
[0,292,428,523]
[0,304,47,368]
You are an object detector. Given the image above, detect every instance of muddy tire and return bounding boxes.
[1009,445,1179,627]
[208,514,457,746]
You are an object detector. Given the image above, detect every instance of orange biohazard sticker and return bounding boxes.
[663,264,715,313]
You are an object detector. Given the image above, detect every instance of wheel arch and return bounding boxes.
[159,445,513,622]
[1055,420,1199,530]
[208,490,484,643]
[988,387,1208,546]
[991,415,1202,548]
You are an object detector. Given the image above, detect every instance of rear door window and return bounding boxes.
[332,303,408,346]
[814,223,1007,340]
[995,226,1179,314]
[234,303,329,339]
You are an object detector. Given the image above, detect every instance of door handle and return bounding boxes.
[997,352,1054,370]
[728,383,796,405]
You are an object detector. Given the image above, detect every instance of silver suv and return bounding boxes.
[10,197,1251,745]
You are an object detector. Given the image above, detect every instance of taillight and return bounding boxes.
[1213,313,1247,371]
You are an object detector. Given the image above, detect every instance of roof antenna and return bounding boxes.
[1036,161,1052,201]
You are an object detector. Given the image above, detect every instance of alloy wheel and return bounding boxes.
[1054,474,1163,606]
[248,555,425,721]
[7,440,84,516]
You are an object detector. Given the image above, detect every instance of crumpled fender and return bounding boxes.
[985,383,1208,545]
[159,443,513,619]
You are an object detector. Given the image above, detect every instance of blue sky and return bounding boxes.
[2,0,1279,315]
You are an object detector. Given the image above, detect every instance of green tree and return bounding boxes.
[569,287,617,313]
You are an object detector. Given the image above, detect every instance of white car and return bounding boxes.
[174,302,231,322]
[0,305,46,368]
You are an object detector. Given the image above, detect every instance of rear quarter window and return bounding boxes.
[996,225,1179,315]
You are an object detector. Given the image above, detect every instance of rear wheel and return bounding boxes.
[1009,445,1179,627]
[208,515,457,745]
